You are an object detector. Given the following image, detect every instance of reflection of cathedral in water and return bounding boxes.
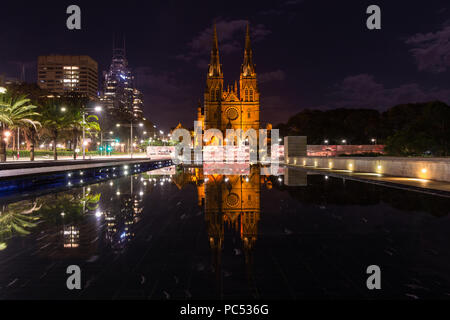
[172,165,264,284]
[182,165,263,292]
[203,166,260,267]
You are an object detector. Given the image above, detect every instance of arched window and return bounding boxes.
[245,89,249,102]
[211,90,215,101]
[216,89,220,101]
[249,89,254,102]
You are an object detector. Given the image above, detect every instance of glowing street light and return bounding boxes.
[0,87,7,94]
[115,121,145,158]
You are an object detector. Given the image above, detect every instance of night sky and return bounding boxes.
[0,0,449,131]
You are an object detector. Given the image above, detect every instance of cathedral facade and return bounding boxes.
[197,24,260,137]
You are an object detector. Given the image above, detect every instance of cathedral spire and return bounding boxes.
[245,23,251,54]
[242,23,255,76]
[208,23,222,77]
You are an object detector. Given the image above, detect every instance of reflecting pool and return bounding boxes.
[1,164,450,299]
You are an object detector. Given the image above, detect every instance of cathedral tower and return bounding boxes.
[200,23,260,135]
[239,24,260,132]
[204,24,224,131]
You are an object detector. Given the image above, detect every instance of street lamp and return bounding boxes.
[342,139,347,145]
[0,87,7,94]
[371,138,377,145]
[324,139,329,145]
[3,131,11,143]
[115,121,145,158]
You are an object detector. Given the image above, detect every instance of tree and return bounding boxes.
[5,83,48,161]
[67,108,100,159]
[23,122,40,161]
[383,101,450,156]
[38,192,101,225]
[39,98,71,161]
[61,93,100,159]
[276,108,382,145]
[0,93,40,162]
[0,201,41,251]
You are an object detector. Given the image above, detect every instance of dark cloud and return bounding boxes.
[406,20,450,73]
[175,19,271,66]
[284,0,304,6]
[332,74,450,109]
[260,95,295,125]
[135,67,196,129]
[258,9,284,16]
[257,0,304,18]
[259,70,286,83]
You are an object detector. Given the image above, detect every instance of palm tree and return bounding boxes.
[5,84,49,161]
[65,107,100,160]
[38,191,101,225]
[61,93,100,160]
[0,201,41,251]
[0,93,40,162]
[39,98,71,161]
[22,124,40,161]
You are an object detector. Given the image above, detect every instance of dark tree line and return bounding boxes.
[276,101,450,156]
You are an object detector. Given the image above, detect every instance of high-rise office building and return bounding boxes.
[37,55,98,99]
[100,41,144,119]
[132,88,144,119]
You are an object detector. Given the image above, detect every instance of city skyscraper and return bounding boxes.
[100,39,144,120]
[37,55,98,100]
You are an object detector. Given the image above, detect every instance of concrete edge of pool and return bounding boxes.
[285,163,450,198]
[0,158,173,202]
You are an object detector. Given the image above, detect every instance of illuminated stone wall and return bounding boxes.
[286,156,450,182]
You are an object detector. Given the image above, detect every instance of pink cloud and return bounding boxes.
[175,19,271,66]
[406,20,450,73]
[333,74,450,109]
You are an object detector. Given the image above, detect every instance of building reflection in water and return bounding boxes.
[103,166,176,252]
[4,163,450,299]
[203,165,261,294]
[173,163,298,296]
[1,163,308,295]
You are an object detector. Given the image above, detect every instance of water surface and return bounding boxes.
[1,164,449,300]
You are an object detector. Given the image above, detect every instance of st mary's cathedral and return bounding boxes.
[197,23,260,135]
